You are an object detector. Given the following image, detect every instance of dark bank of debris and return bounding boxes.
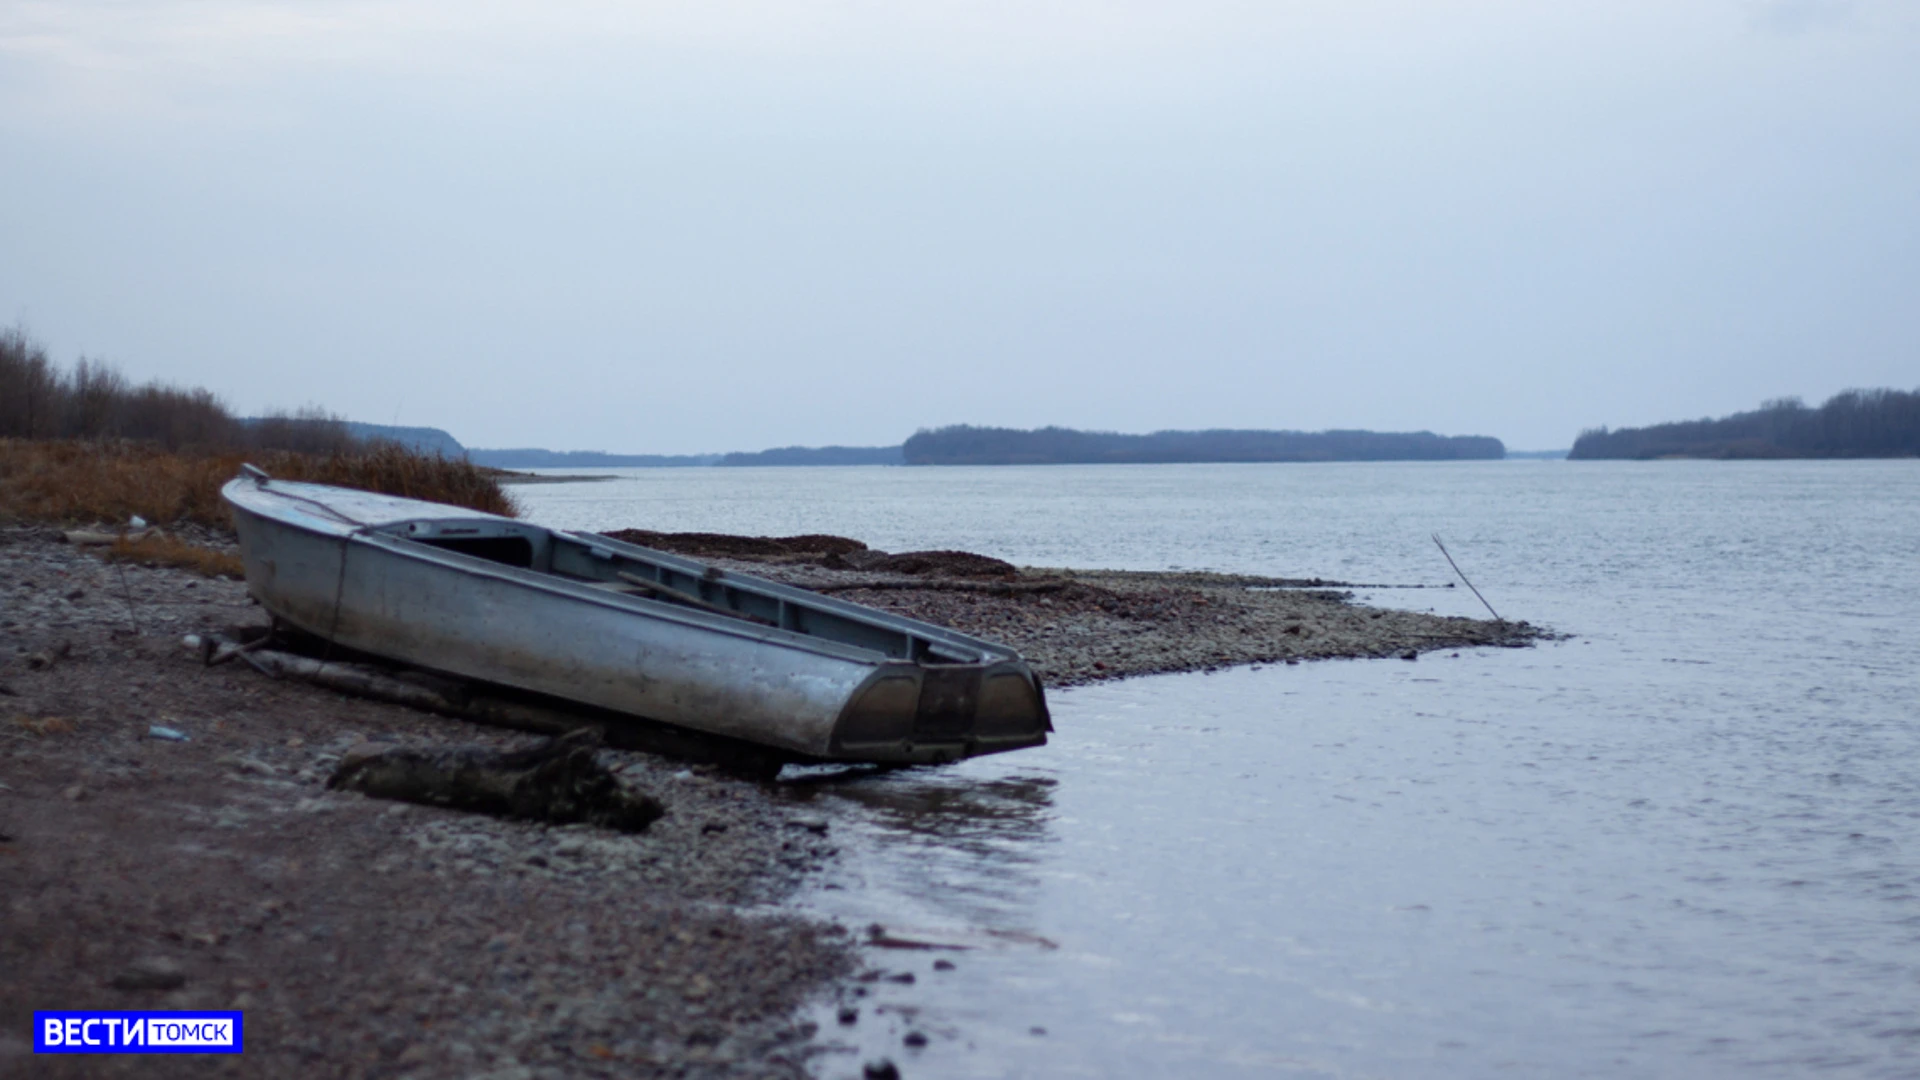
[603,529,1018,579]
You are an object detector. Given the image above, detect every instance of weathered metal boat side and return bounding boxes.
[221,470,1050,764]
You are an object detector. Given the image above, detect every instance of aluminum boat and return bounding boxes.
[222,467,1050,764]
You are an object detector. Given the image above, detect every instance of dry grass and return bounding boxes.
[0,440,239,526]
[106,532,246,579]
[0,439,517,529]
[280,442,518,518]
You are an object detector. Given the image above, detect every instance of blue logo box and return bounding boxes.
[34,1011,245,1054]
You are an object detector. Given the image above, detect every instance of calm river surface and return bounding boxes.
[515,461,1920,1079]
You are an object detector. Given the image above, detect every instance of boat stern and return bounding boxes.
[827,662,1051,765]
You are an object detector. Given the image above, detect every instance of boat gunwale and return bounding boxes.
[223,477,1021,670]
[558,529,1021,660]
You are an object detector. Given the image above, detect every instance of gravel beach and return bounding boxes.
[0,527,848,1078]
[1,525,1539,1076]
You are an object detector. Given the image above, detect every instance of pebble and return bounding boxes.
[110,957,186,991]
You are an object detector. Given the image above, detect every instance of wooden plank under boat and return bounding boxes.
[221,467,1050,765]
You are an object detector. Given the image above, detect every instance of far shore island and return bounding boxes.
[1571,388,1920,460]
[901,425,1504,465]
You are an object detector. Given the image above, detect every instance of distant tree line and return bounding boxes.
[1,326,358,454]
[902,425,1505,466]
[1568,389,1920,460]
[719,445,904,467]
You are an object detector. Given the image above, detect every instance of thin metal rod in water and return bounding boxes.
[1431,533,1503,623]
[114,562,141,635]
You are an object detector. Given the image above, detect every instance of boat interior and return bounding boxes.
[375,516,991,665]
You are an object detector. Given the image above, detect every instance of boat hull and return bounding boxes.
[224,476,1049,764]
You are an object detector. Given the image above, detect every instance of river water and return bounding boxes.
[514,461,1920,1079]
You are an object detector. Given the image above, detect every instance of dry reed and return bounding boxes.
[276,442,518,518]
[0,439,517,529]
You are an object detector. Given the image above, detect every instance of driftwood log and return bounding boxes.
[328,729,664,832]
[239,647,557,726]
[63,528,156,547]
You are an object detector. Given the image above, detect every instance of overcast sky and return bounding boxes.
[3,1,1915,453]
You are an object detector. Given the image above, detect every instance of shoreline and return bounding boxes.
[1,524,1543,1075]
[802,565,1532,686]
[610,530,1544,688]
[489,471,620,485]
